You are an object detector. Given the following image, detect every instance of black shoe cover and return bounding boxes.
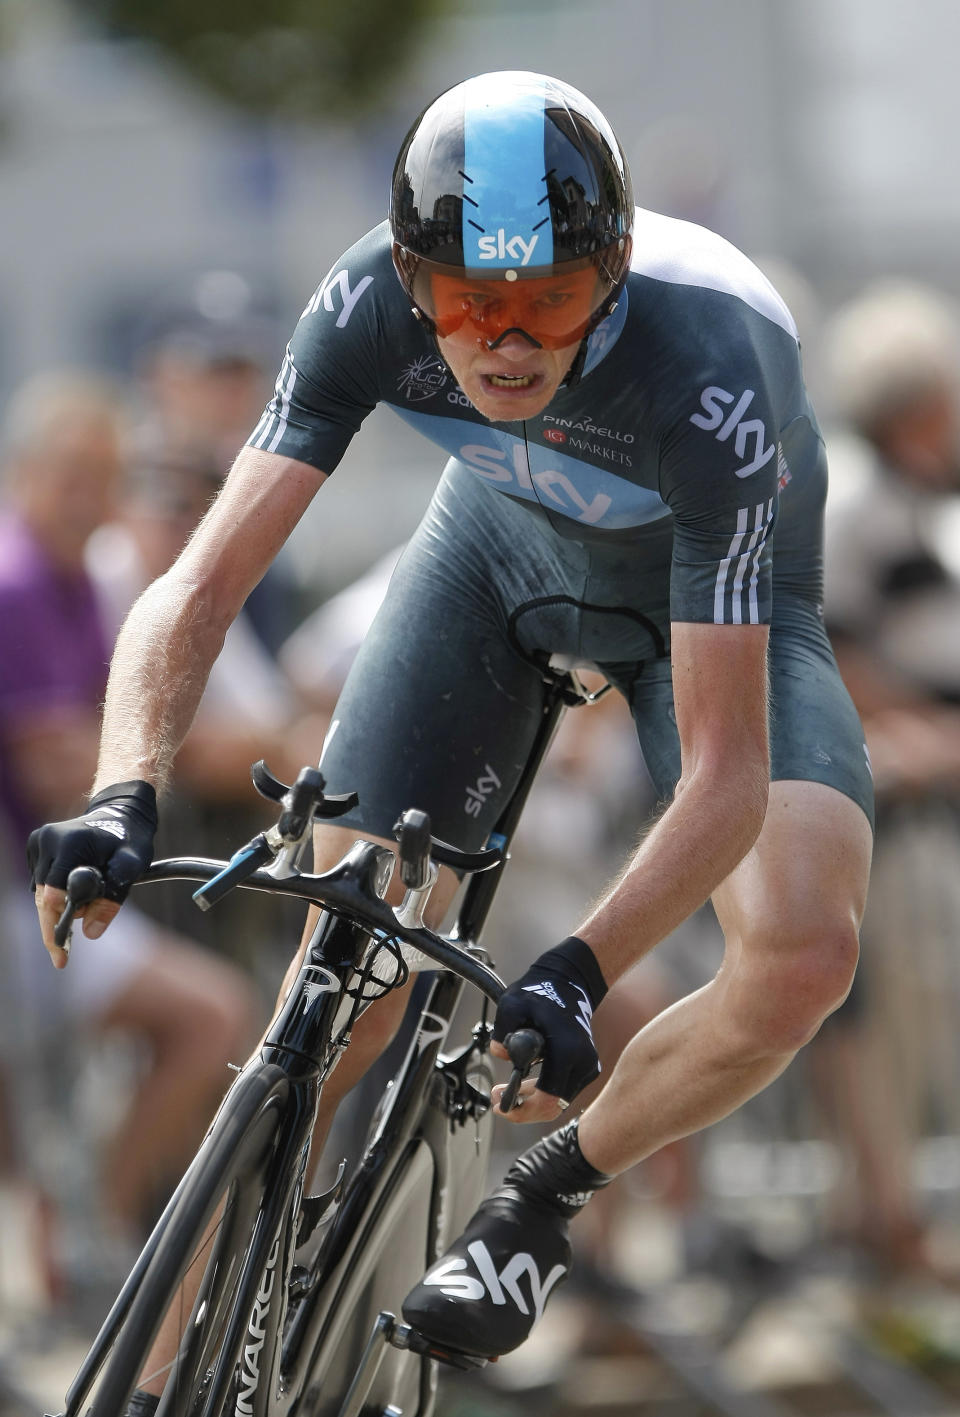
[402,1188,571,1358]
[121,1392,160,1417]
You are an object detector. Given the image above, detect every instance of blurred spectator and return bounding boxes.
[818,281,960,1275]
[823,280,960,774]
[0,371,258,1268]
[278,545,406,721]
[132,272,298,653]
[133,271,279,473]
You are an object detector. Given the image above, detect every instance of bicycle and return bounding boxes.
[49,664,606,1417]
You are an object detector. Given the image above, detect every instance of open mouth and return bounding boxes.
[483,372,540,390]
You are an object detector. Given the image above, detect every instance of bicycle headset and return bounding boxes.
[389,70,634,383]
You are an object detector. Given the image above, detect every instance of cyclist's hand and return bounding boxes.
[28,780,158,967]
[491,935,608,1122]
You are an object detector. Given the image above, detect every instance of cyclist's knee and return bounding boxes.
[723,920,860,1058]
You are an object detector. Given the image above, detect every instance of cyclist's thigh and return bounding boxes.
[711,776,872,951]
[316,472,554,851]
[765,599,874,829]
[610,598,875,829]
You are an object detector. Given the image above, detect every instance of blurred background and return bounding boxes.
[4,0,960,1413]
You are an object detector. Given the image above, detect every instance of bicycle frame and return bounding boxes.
[60,665,595,1417]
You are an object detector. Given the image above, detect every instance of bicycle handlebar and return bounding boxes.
[52,763,547,1104]
[61,854,506,1003]
[56,854,543,1106]
[192,834,275,911]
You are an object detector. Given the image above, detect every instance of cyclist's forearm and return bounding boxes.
[94,572,231,794]
[576,755,768,985]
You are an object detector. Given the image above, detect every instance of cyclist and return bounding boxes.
[30,71,873,1379]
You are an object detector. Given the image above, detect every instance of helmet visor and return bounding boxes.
[412,258,610,351]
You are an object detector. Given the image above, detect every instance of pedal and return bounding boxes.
[385,1316,489,1371]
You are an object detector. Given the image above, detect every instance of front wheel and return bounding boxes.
[68,1062,302,1417]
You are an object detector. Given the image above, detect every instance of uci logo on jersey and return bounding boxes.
[476,231,539,266]
[690,386,776,478]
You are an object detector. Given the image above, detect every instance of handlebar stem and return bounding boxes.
[265,825,308,880]
[394,860,439,932]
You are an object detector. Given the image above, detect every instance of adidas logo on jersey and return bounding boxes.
[523,981,565,1008]
[423,1239,566,1320]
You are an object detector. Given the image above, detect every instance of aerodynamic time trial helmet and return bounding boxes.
[390,71,634,353]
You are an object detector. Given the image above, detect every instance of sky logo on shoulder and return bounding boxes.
[690,386,776,478]
[476,231,539,265]
[303,267,374,329]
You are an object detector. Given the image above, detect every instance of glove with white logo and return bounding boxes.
[27,780,159,903]
[493,935,608,1103]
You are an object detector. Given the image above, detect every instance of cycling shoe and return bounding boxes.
[401,1186,572,1358]
[117,1391,160,1417]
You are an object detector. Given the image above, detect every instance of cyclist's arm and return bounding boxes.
[93,447,327,792]
[574,619,769,983]
[576,329,780,978]
[34,448,326,950]
[491,619,769,1121]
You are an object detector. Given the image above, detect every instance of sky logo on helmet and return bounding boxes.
[476,231,539,266]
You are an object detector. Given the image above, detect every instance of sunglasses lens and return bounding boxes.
[421,266,602,350]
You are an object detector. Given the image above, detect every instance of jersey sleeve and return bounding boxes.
[660,381,782,627]
[246,231,387,473]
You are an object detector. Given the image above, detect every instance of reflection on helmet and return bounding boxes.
[390,71,634,344]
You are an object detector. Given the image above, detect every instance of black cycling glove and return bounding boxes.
[27,780,159,903]
[493,935,608,1103]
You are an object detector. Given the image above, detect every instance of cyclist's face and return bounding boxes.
[431,267,597,419]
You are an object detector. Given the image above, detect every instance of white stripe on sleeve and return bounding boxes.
[714,506,749,623]
[713,501,774,625]
[730,501,771,625]
[747,499,774,623]
[251,350,296,452]
[266,355,298,454]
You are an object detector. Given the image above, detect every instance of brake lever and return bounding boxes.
[499,1028,544,1113]
[54,865,106,955]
